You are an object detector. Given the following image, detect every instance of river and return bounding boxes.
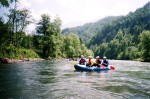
[0,60,150,99]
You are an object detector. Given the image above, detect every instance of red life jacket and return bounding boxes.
[79,59,86,65]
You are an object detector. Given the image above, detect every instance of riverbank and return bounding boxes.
[0,46,43,64]
[0,58,44,64]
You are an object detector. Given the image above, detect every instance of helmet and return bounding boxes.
[88,56,92,58]
[96,56,100,58]
[103,56,107,59]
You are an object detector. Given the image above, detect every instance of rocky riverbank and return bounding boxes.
[0,58,44,64]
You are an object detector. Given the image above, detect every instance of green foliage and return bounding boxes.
[89,2,150,47]
[62,16,121,44]
[63,33,80,57]
[0,0,149,61]
[0,0,15,7]
[35,14,62,58]
[139,31,150,62]
[0,45,39,59]
[62,33,93,58]
[20,34,33,49]
[63,2,150,61]
[8,8,33,32]
[0,19,11,47]
[34,14,93,58]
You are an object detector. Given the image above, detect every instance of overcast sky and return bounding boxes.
[17,0,149,33]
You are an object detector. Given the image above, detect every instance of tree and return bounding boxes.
[7,8,33,46]
[64,33,81,58]
[63,32,93,58]
[0,19,12,48]
[47,16,62,58]
[36,14,51,36]
[139,31,150,62]
[0,0,16,7]
[36,14,62,58]
[8,8,33,32]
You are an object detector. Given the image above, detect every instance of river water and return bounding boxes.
[0,60,150,99]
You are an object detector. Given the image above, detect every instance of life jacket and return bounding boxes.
[88,59,93,66]
[79,59,86,65]
[102,60,109,67]
[96,59,101,64]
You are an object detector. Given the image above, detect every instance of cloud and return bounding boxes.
[34,0,46,4]
[59,0,149,28]
[26,23,36,34]
[18,0,31,9]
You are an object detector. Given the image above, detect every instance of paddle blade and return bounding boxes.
[100,64,105,68]
[110,65,115,70]
[70,61,77,65]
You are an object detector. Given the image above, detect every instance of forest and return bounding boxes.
[0,0,150,62]
[63,2,150,62]
[0,0,93,60]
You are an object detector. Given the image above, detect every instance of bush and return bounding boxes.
[0,45,39,59]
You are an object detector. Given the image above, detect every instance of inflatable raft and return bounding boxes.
[74,64,115,72]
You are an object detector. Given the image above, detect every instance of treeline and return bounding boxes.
[0,0,93,59]
[63,2,150,62]
[88,2,150,61]
[62,16,120,44]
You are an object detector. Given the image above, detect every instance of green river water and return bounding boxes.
[0,60,150,99]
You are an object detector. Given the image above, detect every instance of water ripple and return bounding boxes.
[0,60,150,99]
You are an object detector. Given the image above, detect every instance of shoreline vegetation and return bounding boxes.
[0,56,144,64]
[0,5,93,63]
[0,1,149,63]
[62,2,150,62]
[0,46,42,63]
[0,58,44,64]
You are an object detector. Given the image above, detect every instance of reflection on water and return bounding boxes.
[0,60,150,99]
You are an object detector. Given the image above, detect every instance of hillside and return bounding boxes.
[90,2,150,61]
[62,16,121,44]
[88,2,150,47]
[63,2,150,61]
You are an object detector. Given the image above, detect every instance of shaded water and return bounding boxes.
[0,60,150,99]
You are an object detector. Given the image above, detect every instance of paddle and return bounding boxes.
[99,64,105,68]
[70,61,77,66]
[99,64,115,70]
[110,65,115,70]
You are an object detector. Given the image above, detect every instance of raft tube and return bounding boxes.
[74,64,115,72]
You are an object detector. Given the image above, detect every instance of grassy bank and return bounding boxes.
[0,45,39,59]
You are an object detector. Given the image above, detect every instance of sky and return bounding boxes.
[16,0,150,33]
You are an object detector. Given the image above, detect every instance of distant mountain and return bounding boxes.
[62,2,150,47]
[62,2,150,60]
[88,1,150,47]
[62,16,121,44]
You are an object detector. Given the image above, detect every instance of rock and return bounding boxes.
[0,58,18,63]
[0,58,43,64]
[21,58,29,61]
